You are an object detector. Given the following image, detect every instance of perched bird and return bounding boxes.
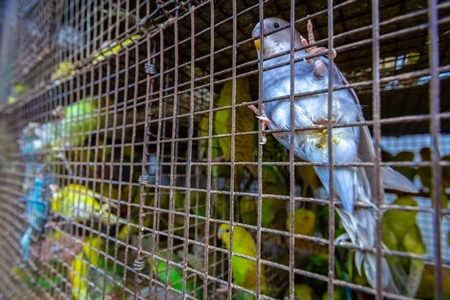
[249,17,418,293]
[286,208,316,236]
[50,183,123,224]
[217,224,267,297]
[382,197,426,297]
[20,169,53,261]
[56,95,106,150]
[214,76,258,182]
[69,237,108,299]
[51,61,75,83]
[286,208,328,255]
[92,35,141,65]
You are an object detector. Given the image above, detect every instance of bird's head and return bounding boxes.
[23,122,41,139]
[252,18,302,58]
[49,184,61,199]
[217,224,231,248]
[287,209,316,236]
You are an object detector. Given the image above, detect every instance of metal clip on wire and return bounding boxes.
[134,258,146,272]
[145,63,156,75]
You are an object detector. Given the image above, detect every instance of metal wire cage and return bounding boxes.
[0,0,449,299]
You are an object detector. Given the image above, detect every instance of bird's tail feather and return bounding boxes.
[387,257,410,295]
[20,227,32,261]
[405,259,424,297]
[363,253,399,294]
[314,167,357,213]
[314,160,405,293]
[95,211,127,225]
[337,207,399,293]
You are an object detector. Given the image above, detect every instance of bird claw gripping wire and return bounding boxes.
[247,103,271,145]
[300,19,337,77]
[138,174,152,186]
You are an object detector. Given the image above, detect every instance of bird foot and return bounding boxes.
[101,201,117,211]
[301,19,337,77]
[208,154,228,162]
[52,106,66,118]
[335,233,350,245]
[44,222,58,229]
[49,183,59,194]
[247,104,270,145]
[55,152,74,175]
[216,284,229,293]
[138,174,153,186]
[44,220,71,229]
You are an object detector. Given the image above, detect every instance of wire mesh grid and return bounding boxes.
[0,0,449,299]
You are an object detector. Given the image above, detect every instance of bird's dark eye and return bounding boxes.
[274,22,280,28]
[225,229,230,233]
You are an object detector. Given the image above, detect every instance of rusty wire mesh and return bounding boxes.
[0,0,449,299]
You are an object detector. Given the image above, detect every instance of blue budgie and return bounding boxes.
[20,166,53,261]
[249,18,418,293]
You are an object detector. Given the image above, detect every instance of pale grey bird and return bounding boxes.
[249,17,418,294]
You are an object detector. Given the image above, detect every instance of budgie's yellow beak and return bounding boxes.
[254,38,263,51]
[217,227,223,240]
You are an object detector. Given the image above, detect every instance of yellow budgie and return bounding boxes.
[286,208,327,254]
[382,197,426,297]
[50,183,123,224]
[214,77,257,182]
[70,237,102,299]
[217,224,266,298]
